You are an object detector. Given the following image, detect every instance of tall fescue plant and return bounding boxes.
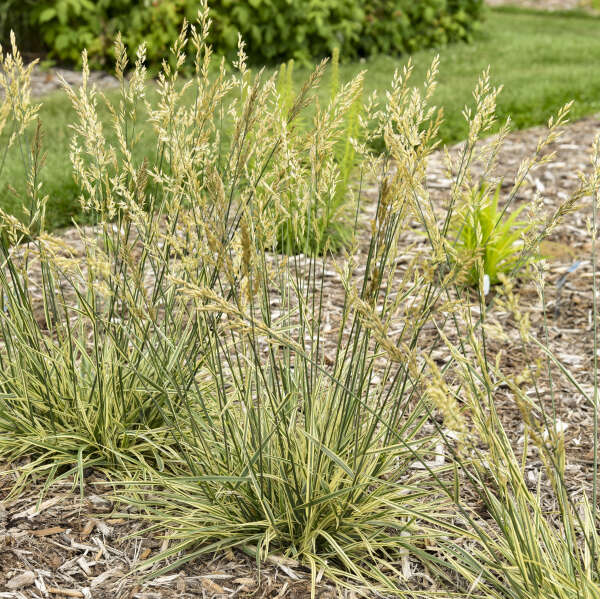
[0,32,211,492]
[0,7,458,593]
[361,61,600,597]
[428,284,600,599]
[0,15,292,489]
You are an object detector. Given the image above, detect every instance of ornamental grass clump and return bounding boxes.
[0,8,455,590]
[0,32,204,492]
[0,11,460,591]
[1,4,599,598]
[429,266,600,599]
[364,63,597,597]
[446,97,576,291]
[120,36,459,595]
[273,48,363,255]
[410,118,598,598]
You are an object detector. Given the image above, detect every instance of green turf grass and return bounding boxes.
[3,6,600,230]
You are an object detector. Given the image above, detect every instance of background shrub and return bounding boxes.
[3,0,485,69]
[360,0,483,56]
[208,0,364,64]
[0,0,42,59]
[30,0,194,68]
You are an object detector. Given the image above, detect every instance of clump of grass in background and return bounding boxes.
[451,182,536,288]
[274,46,363,255]
[445,96,576,291]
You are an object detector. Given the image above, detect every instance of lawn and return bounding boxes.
[2,6,600,230]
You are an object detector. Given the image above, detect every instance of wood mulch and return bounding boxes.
[0,473,326,598]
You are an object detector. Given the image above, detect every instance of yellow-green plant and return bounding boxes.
[120,35,457,596]
[367,65,596,598]
[0,33,203,492]
[412,118,597,597]
[451,182,537,288]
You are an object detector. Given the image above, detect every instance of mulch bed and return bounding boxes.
[0,475,331,598]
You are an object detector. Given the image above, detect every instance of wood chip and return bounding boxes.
[176,576,186,592]
[91,568,123,588]
[13,495,64,519]
[94,519,112,537]
[201,578,225,594]
[77,556,92,576]
[139,547,151,560]
[275,582,289,598]
[33,526,67,537]
[6,571,36,589]
[88,494,112,509]
[93,536,110,560]
[80,520,95,540]
[48,587,84,598]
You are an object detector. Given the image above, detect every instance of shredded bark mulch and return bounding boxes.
[0,473,334,598]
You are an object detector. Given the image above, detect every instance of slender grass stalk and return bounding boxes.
[590,134,600,551]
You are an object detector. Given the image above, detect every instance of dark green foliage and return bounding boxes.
[0,0,42,58]
[208,0,364,64]
[29,0,195,68]
[360,0,483,56]
[6,0,484,69]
